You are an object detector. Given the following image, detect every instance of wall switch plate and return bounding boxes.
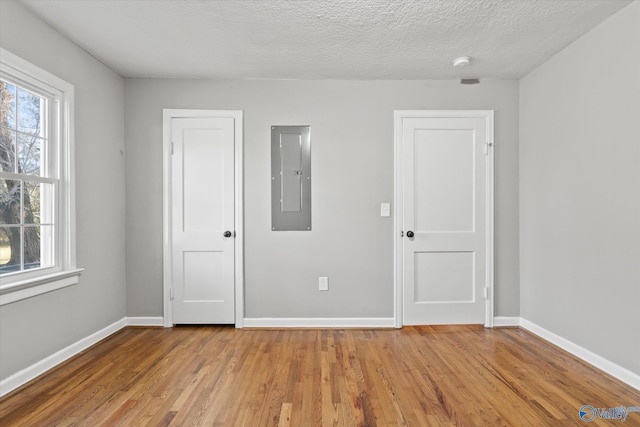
[380,202,391,217]
[319,277,329,291]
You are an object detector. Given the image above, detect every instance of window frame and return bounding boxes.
[0,48,82,305]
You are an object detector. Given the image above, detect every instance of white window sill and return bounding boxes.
[0,269,84,306]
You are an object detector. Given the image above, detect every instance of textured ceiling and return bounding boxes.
[19,0,633,79]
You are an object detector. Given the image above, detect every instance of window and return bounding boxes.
[1,80,53,273]
[0,48,81,305]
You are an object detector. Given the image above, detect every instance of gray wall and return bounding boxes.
[125,79,520,319]
[2,0,636,388]
[519,1,640,375]
[0,1,126,379]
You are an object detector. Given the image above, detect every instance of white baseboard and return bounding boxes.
[243,317,396,328]
[0,317,127,398]
[126,316,164,327]
[493,316,521,327]
[3,315,636,398]
[519,318,640,391]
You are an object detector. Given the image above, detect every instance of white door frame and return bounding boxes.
[162,109,244,328]
[393,110,494,328]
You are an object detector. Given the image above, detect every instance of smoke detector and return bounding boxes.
[452,56,471,68]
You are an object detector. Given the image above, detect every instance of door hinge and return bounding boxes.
[171,142,174,155]
[484,141,493,155]
[484,287,489,299]
[170,287,174,301]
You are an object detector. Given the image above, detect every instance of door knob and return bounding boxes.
[223,231,233,238]
[406,231,414,238]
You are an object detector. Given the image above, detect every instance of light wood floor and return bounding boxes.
[1,325,638,426]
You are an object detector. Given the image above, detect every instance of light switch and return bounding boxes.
[380,202,391,217]
[319,277,329,291]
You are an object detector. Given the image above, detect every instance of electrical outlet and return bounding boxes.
[319,277,329,291]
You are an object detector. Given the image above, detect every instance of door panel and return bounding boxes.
[171,117,235,324]
[182,251,224,301]
[401,114,491,325]
[414,251,475,303]
[414,129,475,233]
[182,128,225,232]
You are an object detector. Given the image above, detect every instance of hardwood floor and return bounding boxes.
[1,325,638,426]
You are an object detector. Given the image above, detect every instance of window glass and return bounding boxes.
[4,82,17,129]
[0,79,53,275]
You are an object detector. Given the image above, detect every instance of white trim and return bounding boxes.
[162,111,173,327]
[0,48,78,301]
[233,113,244,328]
[0,48,72,94]
[126,317,164,327]
[484,111,495,328]
[0,318,127,398]
[520,318,640,391]
[393,110,495,328]
[393,111,403,328]
[0,268,83,306]
[493,316,521,327]
[243,318,396,328]
[162,109,244,328]
[2,315,637,399]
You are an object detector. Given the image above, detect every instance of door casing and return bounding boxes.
[393,110,494,328]
[162,109,244,328]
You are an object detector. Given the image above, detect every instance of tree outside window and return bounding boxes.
[0,79,54,275]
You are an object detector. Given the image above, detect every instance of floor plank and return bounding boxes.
[1,325,638,426]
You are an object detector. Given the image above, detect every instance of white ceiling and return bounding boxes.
[20,0,633,80]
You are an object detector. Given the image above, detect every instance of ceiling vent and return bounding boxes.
[460,78,480,85]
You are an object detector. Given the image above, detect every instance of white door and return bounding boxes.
[397,111,493,325]
[170,116,236,324]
